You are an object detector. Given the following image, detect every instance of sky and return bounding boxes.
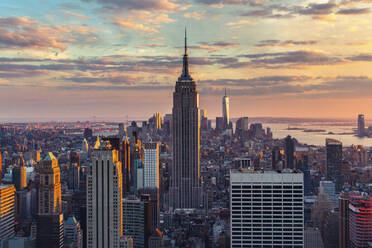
[0,0,372,121]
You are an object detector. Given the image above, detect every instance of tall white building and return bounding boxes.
[143,142,159,189]
[230,170,304,248]
[222,89,230,128]
[87,140,123,248]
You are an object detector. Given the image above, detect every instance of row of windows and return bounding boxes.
[232,185,303,189]
[232,219,303,223]
[232,235,303,239]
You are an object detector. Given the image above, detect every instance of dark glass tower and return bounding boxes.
[326,138,343,192]
[284,135,295,169]
[170,30,201,209]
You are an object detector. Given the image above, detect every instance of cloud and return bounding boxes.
[226,19,254,26]
[297,3,337,16]
[347,53,372,61]
[62,10,92,19]
[0,17,97,51]
[337,7,370,14]
[188,41,239,51]
[183,11,206,20]
[82,0,179,11]
[227,50,344,68]
[195,0,267,7]
[255,40,317,47]
[136,43,167,48]
[113,19,158,32]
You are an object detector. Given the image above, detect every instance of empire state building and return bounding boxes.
[170,30,201,209]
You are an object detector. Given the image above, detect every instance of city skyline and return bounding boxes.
[0,0,372,120]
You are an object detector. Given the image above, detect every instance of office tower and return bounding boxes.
[348,196,372,247]
[271,146,282,170]
[64,216,83,248]
[230,170,304,247]
[0,152,2,184]
[122,139,131,196]
[70,163,80,192]
[0,184,16,240]
[284,135,295,169]
[119,123,125,139]
[200,109,208,131]
[163,114,172,135]
[123,195,152,248]
[12,165,27,191]
[358,114,365,137]
[138,188,160,231]
[326,138,343,192]
[339,193,351,248]
[222,88,230,129]
[235,117,248,137]
[37,152,64,248]
[84,128,93,139]
[154,112,162,130]
[170,30,201,209]
[38,152,62,215]
[82,138,89,154]
[319,181,337,206]
[87,140,123,248]
[120,236,134,248]
[143,142,159,188]
[215,117,224,132]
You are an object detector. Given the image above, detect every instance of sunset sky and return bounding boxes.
[0,0,372,121]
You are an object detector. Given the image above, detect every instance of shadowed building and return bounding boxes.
[169,30,201,209]
[326,139,343,192]
[37,152,64,248]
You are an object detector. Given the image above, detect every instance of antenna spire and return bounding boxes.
[225,88,227,96]
[184,27,187,55]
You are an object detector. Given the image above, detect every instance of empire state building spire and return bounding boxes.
[181,27,190,79]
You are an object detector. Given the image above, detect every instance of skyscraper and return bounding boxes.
[123,195,152,248]
[0,184,16,241]
[235,117,248,137]
[348,196,372,247]
[170,29,201,209]
[222,88,230,129]
[285,135,295,169]
[143,142,159,189]
[326,138,343,192]
[64,216,83,248]
[12,165,27,191]
[358,114,365,137]
[230,170,304,247]
[87,140,123,248]
[37,152,64,248]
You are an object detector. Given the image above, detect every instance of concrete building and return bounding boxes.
[37,152,64,248]
[348,196,372,248]
[87,140,123,248]
[12,165,27,191]
[170,30,201,209]
[358,114,365,137]
[143,142,159,189]
[0,184,16,241]
[326,138,343,192]
[230,170,304,247]
[123,195,152,248]
[64,216,83,248]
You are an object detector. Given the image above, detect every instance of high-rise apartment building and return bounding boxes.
[326,138,343,192]
[143,142,159,189]
[170,30,201,209]
[358,114,365,137]
[222,89,230,129]
[230,170,304,247]
[87,140,123,248]
[37,152,64,248]
[0,184,16,241]
[284,135,295,169]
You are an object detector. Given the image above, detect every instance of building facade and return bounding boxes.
[349,196,372,248]
[0,184,16,241]
[143,142,159,189]
[230,170,304,247]
[358,114,365,137]
[222,89,230,129]
[170,30,201,209]
[87,141,123,248]
[326,138,343,192]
